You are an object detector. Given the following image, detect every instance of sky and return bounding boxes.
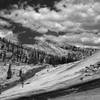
[1,0,100,45]
[1,0,100,33]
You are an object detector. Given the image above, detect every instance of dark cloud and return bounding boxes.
[0,16,43,44]
[0,0,61,10]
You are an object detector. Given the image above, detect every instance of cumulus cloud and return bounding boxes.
[1,0,100,34]
[0,19,11,27]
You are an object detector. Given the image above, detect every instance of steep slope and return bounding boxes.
[24,40,68,57]
[0,37,68,65]
[1,50,100,100]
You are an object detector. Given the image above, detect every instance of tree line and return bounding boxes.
[0,37,67,65]
[65,45,97,63]
[0,37,97,65]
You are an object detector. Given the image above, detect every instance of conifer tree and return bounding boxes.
[7,63,12,79]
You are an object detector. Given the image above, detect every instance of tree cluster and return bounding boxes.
[0,37,67,65]
[66,45,97,63]
[0,37,97,66]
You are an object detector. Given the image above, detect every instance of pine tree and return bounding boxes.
[7,63,12,79]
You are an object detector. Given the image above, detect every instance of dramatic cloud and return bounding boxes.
[1,0,100,34]
[0,19,11,27]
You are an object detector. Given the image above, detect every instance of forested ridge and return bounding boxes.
[0,37,97,66]
[0,37,68,65]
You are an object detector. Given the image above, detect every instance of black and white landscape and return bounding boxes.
[0,0,100,100]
